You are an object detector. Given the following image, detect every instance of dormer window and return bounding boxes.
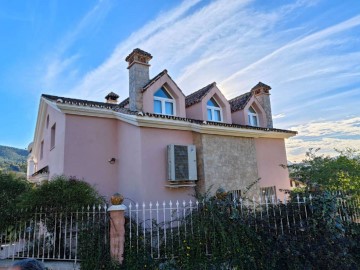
[207,97,222,122]
[154,87,175,116]
[248,106,258,126]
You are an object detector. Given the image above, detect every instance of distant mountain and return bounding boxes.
[0,145,28,173]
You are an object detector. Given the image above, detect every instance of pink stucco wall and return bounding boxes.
[63,115,119,200]
[117,121,195,203]
[185,102,203,120]
[36,104,65,177]
[255,138,291,200]
[231,96,267,127]
[142,73,186,117]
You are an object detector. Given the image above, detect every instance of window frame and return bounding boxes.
[153,87,176,116]
[206,97,223,122]
[247,106,259,127]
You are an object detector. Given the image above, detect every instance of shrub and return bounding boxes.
[18,175,104,211]
[0,172,31,231]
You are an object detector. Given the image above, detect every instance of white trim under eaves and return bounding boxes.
[55,102,296,139]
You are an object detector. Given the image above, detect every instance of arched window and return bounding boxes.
[207,97,222,122]
[248,106,258,126]
[153,87,175,115]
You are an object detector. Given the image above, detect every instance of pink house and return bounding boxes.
[27,48,296,203]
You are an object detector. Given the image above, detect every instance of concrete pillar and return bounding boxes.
[107,204,127,264]
[27,157,35,178]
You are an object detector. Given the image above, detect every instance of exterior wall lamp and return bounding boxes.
[108,158,116,164]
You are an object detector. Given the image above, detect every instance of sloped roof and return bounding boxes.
[229,92,252,112]
[42,94,118,110]
[125,48,152,62]
[112,106,296,134]
[42,93,296,135]
[185,82,216,107]
[142,69,168,91]
[251,82,271,91]
[141,69,185,97]
[118,97,129,108]
[105,92,119,100]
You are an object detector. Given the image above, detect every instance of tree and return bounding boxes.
[289,148,360,195]
[0,172,31,231]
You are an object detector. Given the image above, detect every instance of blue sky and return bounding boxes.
[0,0,359,161]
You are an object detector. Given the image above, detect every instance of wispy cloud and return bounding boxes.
[286,117,360,161]
[273,113,286,119]
[59,0,203,99]
[40,0,114,89]
[36,0,360,160]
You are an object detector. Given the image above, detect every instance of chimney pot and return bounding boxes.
[105,92,119,104]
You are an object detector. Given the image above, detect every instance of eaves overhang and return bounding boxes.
[55,102,297,139]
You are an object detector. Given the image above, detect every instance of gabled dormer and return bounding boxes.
[125,48,186,117]
[142,70,186,117]
[185,82,231,123]
[230,82,272,128]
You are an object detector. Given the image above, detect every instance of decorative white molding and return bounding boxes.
[51,100,296,139]
[108,205,127,211]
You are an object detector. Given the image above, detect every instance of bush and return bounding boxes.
[78,219,120,270]
[0,172,31,231]
[18,175,104,211]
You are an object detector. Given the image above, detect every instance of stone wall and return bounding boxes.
[128,63,149,111]
[255,94,273,128]
[194,134,260,197]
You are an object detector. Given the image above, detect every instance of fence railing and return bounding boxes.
[1,193,359,264]
[0,205,108,263]
[125,194,360,259]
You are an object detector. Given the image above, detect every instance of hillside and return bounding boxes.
[0,145,28,172]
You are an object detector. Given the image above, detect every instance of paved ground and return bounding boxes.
[0,259,80,270]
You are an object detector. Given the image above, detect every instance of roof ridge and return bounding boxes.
[251,82,271,91]
[229,91,251,102]
[118,97,129,108]
[41,94,118,108]
[185,82,216,107]
[228,91,253,112]
[142,69,168,91]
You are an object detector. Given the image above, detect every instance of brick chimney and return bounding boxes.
[251,82,273,128]
[125,48,153,111]
[105,92,119,104]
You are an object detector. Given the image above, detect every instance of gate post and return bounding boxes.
[108,204,127,264]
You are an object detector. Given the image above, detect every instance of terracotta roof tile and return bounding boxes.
[141,69,185,97]
[251,82,271,91]
[185,82,216,107]
[112,107,297,134]
[125,48,152,62]
[142,69,168,91]
[42,92,296,135]
[229,92,252,112]
[42,94,118,109]
[118,97,129,107]
[105,92,119,100]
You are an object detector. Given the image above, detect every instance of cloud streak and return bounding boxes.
[37,0,360,161]
[286,117,360,161]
